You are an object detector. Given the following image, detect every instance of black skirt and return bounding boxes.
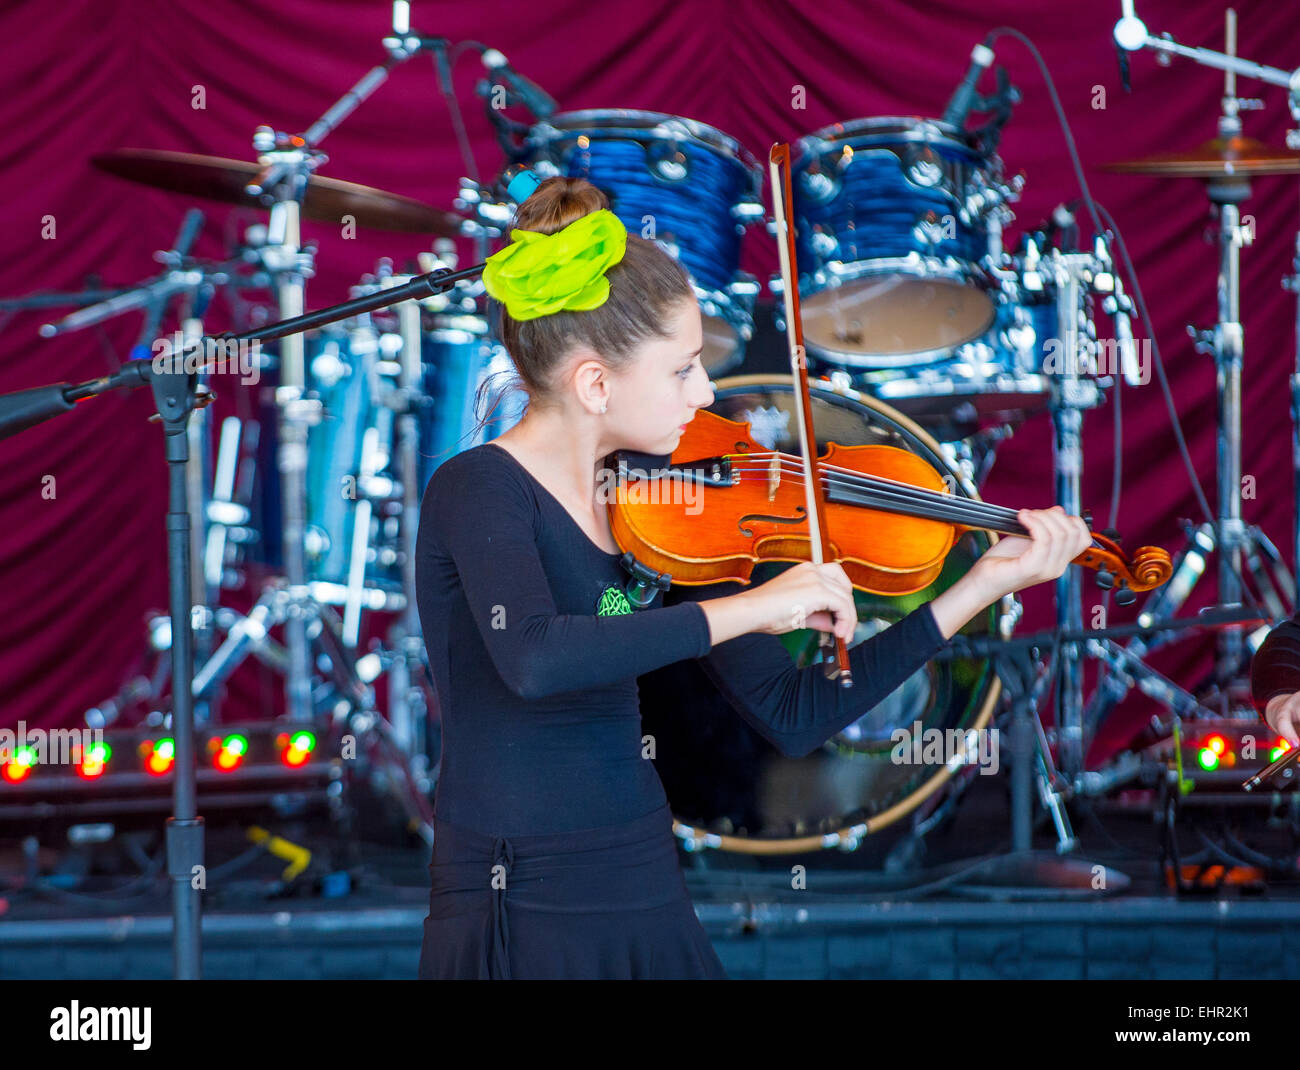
[418,801,729,979]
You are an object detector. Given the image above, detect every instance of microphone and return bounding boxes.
[941,39,995,129]
[480,48,557,119]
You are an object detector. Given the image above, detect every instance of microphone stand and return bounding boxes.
[0,359,207,978]
[0,253,482,979]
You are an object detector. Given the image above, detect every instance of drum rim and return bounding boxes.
[530,108,761,171]
[794,115,986,158]
[671,372,1003,855]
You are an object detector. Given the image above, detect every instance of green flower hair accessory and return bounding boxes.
[482,208,628,320]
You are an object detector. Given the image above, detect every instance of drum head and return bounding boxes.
[636,375,1005,854]
[802,273,997,366]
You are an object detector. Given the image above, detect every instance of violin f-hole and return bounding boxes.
[738,507,806,538]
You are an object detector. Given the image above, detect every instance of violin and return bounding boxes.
[607,142,1172,687]
[608,404,1173,599]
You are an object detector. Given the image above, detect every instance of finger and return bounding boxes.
[1282,695,1300,746]
[1043,510,1077,576]
[839,607,858,642]
[1035,508,1076,578]
[831,591,857,641]
[1265,693,1297,738]
[1279,707,1300,749]
[820,562,853,597]
[1016,510,1052,576]
[1073,516,1092,556]
[1265,696,1300,747]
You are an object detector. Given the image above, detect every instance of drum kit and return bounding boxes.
[10,5,1300,858]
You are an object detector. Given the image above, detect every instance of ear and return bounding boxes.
[570,350,611,415]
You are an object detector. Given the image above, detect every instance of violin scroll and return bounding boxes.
[1076,530,1172,601]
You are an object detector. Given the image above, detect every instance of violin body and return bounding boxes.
[609,407,1173,598]
[610,408,959,594]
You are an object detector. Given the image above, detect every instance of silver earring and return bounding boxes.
[599,403,607,414]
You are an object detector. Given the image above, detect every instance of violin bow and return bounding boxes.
[768,143,853,688]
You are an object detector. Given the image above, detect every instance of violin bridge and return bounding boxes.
[767,453,780,501]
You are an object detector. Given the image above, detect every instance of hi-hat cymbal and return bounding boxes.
[92,148,466,235]
[1102,136,1300,178]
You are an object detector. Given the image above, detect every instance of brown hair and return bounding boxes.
[470,176,696,435]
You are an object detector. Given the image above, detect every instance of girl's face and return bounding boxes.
[606,298,714,454]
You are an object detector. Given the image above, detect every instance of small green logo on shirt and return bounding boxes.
[596,585,633,616]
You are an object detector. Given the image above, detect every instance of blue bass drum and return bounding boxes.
[524,109,764,377]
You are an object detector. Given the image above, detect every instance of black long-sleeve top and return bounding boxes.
[1251,613,1300,717]
[415,442,949,837]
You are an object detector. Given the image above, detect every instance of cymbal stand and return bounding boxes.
[1286,213,1300,612]
[216,23,452,719]
[381,262,435,764]
[28,210,235,728]
[1032,244,1109,777]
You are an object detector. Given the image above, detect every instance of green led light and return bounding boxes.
[156,738,174,760]
[1271,746,1285,762]
[14,745,36,767]
[1198,748,1219,771]
[290,731,316,752]
[223,734,248,756]
[88,742,111,763]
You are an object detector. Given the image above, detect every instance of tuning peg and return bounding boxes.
[1094,568,1115,590]
[1101,527,1121,543]
[1115,582,1136,606]
[1082,509,1093,527]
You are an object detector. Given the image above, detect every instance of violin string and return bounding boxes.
[722,459,1029,532]
[726,452,1020,512]
[727,461,1021,526]
[738,472,1030,534]
[727,451,1029,523]
[645,449,1103,544]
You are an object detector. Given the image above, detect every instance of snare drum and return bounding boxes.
[787,117,1010,368]
[524,109,764,376]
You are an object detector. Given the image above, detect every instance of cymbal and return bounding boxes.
[1102,136,1300,178]
[92,148,466,235]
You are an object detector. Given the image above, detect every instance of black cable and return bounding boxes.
[437,41,487,187]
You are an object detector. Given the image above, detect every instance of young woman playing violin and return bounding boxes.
[413,176,1092,980]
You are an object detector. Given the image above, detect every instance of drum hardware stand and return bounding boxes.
[1287,221,1300,611]
[1081,162,1298,740]
[935,607,1262,883]
[0,352,228,976]
[1041,247,1109,779]
[1108,2,1300,659]
[377,265,438,767]
[938,424,1015,490]
[31,210,239,727]
[222,20,454,720]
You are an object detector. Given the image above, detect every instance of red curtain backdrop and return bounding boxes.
[2,0,1297,763]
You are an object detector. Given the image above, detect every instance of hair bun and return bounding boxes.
[512,176,610,236]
